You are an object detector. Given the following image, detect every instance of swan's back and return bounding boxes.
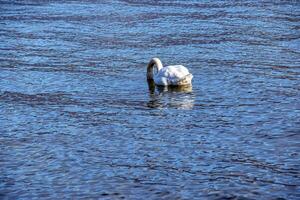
[154,65,193,86]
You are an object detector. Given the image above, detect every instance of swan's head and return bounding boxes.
[147,57,163,80]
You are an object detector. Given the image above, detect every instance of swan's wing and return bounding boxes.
[154,65,192,86]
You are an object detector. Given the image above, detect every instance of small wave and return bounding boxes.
[0,91,77,106]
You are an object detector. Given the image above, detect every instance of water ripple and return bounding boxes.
[0,0,299,199]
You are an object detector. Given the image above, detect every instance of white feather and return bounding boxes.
[154,65,191,85]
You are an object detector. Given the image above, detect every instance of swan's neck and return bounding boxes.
[147,58,163,80]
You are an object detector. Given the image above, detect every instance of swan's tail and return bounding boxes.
[177,74,193,85]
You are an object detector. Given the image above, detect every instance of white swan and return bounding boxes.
[147,58,193,86]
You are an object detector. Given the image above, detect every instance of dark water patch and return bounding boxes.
[0,91,77,106]
[121,0,290,9]
[1,0,300,199]
[0,0,46,6]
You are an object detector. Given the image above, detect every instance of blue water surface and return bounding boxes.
[0,0,300,199]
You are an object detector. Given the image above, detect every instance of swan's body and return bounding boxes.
[147,58,193,86]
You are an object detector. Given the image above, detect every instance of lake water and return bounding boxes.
[0,0,300,199]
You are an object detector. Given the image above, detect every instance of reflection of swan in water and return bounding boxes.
[147,58,193,86]
[147,79,195,109]
[147,79,192,94]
